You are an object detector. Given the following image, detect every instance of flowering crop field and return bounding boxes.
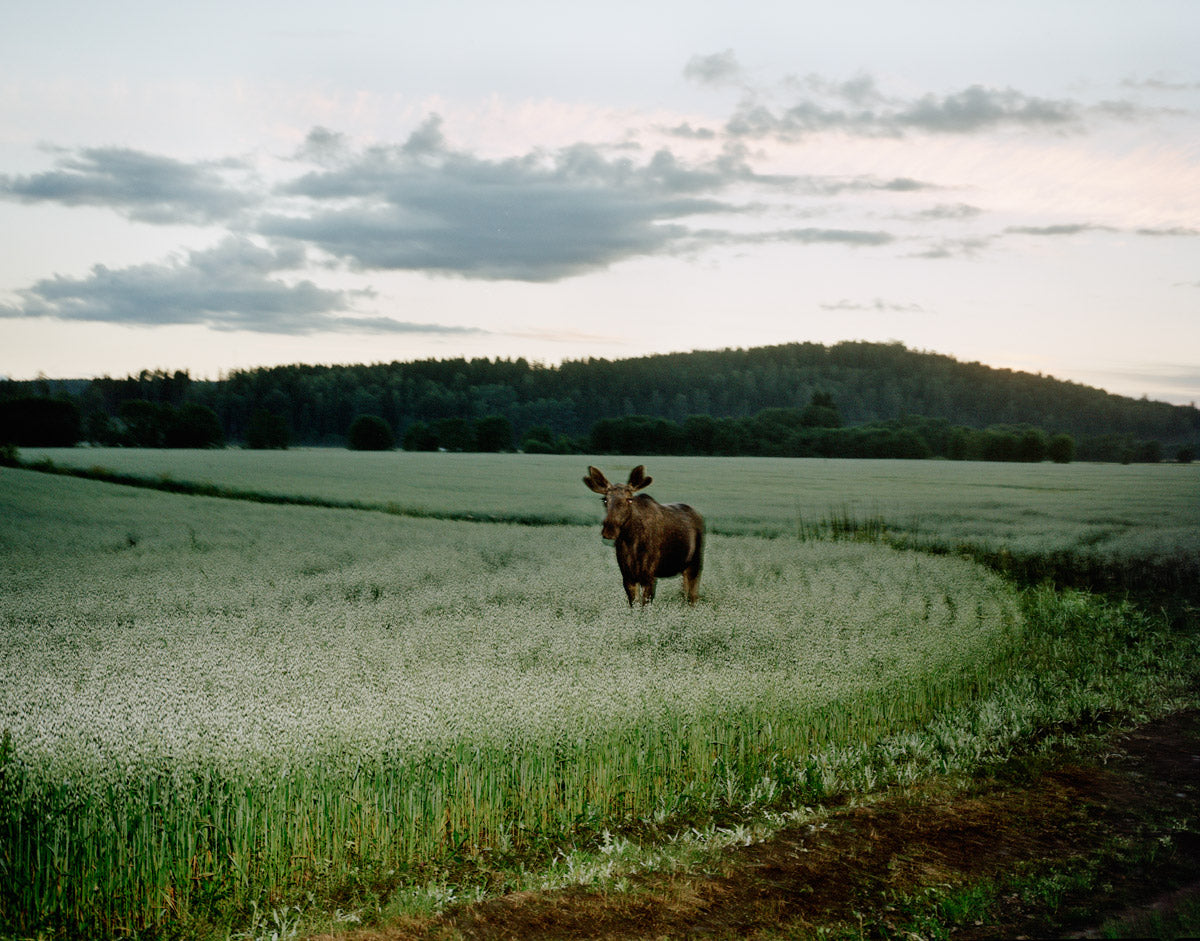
[0,465,1022,936]
[23,447,1200,560]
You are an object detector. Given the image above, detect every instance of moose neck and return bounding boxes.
[619,494,660,539]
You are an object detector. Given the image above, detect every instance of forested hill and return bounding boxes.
[5,341,1199,453]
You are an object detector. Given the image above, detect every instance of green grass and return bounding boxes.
[20,447,1200,555]
[2,452,1198,938]
[0,468,1022,937]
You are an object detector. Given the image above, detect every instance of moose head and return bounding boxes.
[583,465,704,606]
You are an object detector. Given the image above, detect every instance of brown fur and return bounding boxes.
[583,465,704,606]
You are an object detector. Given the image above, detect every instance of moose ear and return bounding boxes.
[583,466,610,493]
[627,465,653,491]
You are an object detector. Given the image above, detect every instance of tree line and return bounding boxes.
[3,341,1197,462]
[585,409,1086,462]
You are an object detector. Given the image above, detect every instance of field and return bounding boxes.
[2,452,1199,938]
[20,447,1200,557]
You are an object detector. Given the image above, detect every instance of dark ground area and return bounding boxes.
[312,708,1200,940]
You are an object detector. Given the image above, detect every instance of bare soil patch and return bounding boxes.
[314,709,1200,939]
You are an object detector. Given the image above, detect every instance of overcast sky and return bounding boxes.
[2,0,1198,404]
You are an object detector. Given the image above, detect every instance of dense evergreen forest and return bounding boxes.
[3,341,1198,461]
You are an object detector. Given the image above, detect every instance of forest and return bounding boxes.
[2,341,1198,462]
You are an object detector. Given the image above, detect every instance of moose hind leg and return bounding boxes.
[682,565,701,605]
[623,580,638,606]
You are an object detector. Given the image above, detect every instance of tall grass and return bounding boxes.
[0,469,1022,937]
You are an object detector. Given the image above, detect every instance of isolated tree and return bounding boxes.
[347,414,395,451]
[1048,433,1075,464]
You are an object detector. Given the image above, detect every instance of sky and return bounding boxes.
[1,1,1198,405]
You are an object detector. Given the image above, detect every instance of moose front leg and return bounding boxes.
[623,580,638,606]
[640,578,657,605]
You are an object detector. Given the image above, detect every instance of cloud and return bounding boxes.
[785,175,938,196]
[725,79,1083,140]
[897,86,1078,133]
[820,298,925,313]
[257,115,833,281]
[684,50,745,88]
[911,203,984,221]
[1122,77,1200,93]
[0,147,256,223]
[770,228,894,246]
[664,122,719,140]
[1004,223,1114,236]
[910,236,995,259]
[293,127,351,166]
[0,237,480,335]
[3,106,914,320]
[1136,226,1200,237]
[684,227,896,251]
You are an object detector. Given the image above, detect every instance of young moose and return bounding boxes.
[583,465,704,606]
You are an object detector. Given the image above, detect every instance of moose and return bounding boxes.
[583,465,704,606]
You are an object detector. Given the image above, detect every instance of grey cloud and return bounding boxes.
[1137,226,1200,237]
[3,103,946,302]
[1122,77,1200,92]
[912,203,984,221]
[688,227,895,249]
[664,122,719,140]
[878,177,933,192]
[1004,223,1113,236]
[684,50,745,87]
[727,80,1082,139]
[294,126,351,165]
[1006,223,1197,239]
[401,113,450,156]
[773,228,894,246]
[911,236,995,259]
[820,298,925,313]
[897,86,1077,132]
[0,147,256,223]
[790,73,889,107]
[788,175,939,197]
[259,120,808,281]
[0,237,477,335]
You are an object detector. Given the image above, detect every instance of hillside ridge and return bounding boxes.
[4,340,1198,449]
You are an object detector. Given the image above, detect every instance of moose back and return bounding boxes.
[583,465,704,606]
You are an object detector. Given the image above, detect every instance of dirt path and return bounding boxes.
[317,710,1200,939]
